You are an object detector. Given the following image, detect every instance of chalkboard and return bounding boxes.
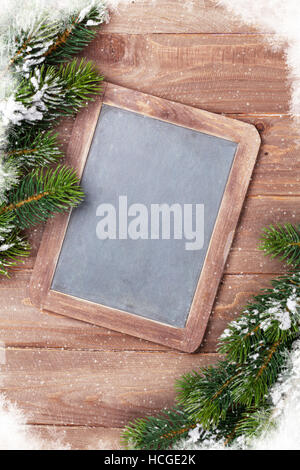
[51,104,237,328]
[30,83,260,352]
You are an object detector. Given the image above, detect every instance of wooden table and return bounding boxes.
[1,0,299,450]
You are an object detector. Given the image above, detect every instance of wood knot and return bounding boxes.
[255,122,265,132]
[22,297,34,307]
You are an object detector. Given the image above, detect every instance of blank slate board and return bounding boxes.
[52,104,237,328]
[30,83,260,352]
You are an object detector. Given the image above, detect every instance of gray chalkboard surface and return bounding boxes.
[51,104,237,328]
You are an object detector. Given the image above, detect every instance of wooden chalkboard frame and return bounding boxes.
[29,82,260,352]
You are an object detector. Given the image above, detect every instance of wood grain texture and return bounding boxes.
[226,195,300,274]
[202,273,274,352]
[238,115,300,196]
[81,33,290,114]
[0,348,219,427]
[102,0,263,34]
[0,270,169,351]
[23,425,122,450]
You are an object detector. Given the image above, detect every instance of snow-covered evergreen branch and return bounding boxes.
[0,0,110,275]
[123,272,300,449]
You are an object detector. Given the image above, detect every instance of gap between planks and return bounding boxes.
[23,423,120,429]
[248,194,300,199]
[100,32,276,36]
[0,345,191,354]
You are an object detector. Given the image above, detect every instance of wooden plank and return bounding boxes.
[0,349,220,427]
[226,196,300,274]
[13,117,76,268]
[236,115,300,196]
[0,271,275,353]
[82,33,289,114]
[102,0,265,34]
[54,116,75,155]
[23,425,122,450]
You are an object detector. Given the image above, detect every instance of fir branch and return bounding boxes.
[122,408,194,450]
[176,361,240,428]
[231,407,273,444]
[256,339,282,379]
[2,65,65,127]
[230,340,293,407]
[0,165,84,229]
[44,15,82,60]
[5,130,62,170]
[9,20,60,73]
[3,60,103,128]
[122,403,261,450]
[260,223,300,267]
[176,348,288,428]
[0,3,107,277]
[10,23,59,73]
[7,2,109,74]
[218,273,300,364]
[0,157,20,202]
[124,272,300,449]
[57,59,103,113]
[0,212,30,277]
[45,3,109,64]
[10,36,32,66]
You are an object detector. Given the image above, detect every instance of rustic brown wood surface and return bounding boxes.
[100,0,263,34]
[81,33,290,114]
[0,0,299,450]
